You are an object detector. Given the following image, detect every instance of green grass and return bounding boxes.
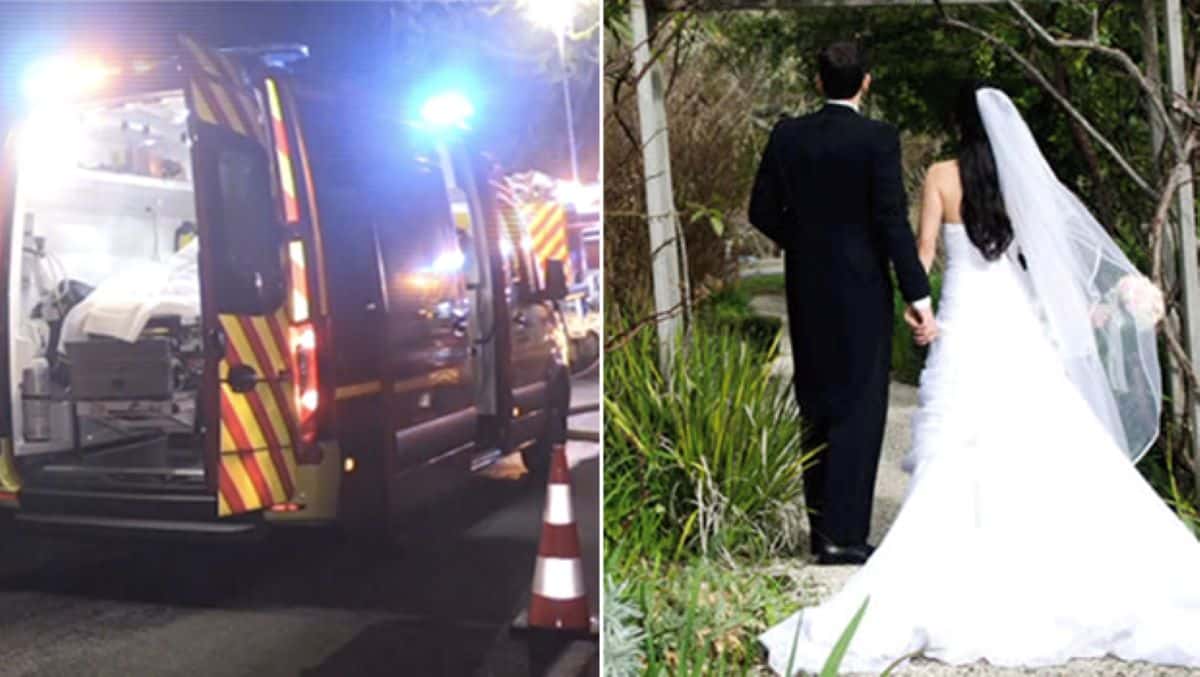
[611,555,811,675]
[606,552,876,676]
[605,314,815,565]
[699,283,784,355]
[604,309,832,674]
[739,272,786,298]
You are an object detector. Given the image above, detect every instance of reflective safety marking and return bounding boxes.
[179,35,268,148]
[265,78,300,224]
[189,82,220,127]
[215,307,299,516]
[525,201,570,281]
[0,437,19,493]
[531,557,586,600]
[289,240,309,323]
[334,381,383,401]
[543,484,575,526]
[290,102,330,316]
[470,448,503,472]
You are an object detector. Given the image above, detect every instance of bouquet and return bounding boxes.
[1116,274,1165,330]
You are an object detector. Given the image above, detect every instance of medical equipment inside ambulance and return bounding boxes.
[9,90,205,481]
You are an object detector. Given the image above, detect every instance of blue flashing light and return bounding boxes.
[420,91,475,130]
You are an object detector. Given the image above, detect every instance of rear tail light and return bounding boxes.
[268,502,303,513]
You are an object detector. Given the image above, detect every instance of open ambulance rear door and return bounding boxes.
[179,35,300,517]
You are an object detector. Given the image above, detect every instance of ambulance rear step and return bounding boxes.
[14,513,262,538]
[36,464,206,491]
[14,486,263,538]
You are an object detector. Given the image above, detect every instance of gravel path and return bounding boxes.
[749,293,1196,676]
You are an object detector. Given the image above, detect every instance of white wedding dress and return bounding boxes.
[759,221,1200,675]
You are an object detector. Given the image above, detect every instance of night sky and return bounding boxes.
[0,1,600,182]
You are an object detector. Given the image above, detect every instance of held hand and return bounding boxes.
[905,305,938,346]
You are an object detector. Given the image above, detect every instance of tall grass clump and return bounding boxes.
[605,313,814,564]
[604,574,646,677]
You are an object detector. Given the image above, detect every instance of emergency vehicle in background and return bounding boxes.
[0,37,571,537]
[496,171,600,372]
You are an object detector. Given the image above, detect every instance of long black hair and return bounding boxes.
[955,82,1013,261]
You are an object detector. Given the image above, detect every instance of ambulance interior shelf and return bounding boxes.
[11,90,205,470]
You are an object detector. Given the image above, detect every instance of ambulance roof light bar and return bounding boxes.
[217,43,310,68]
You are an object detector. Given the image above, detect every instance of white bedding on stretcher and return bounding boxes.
[61,239,200,345]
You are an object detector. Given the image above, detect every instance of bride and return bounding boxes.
[759,84,1200,674]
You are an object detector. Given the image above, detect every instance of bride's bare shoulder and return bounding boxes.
[926,159,960,184]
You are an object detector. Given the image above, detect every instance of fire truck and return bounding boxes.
[497,172,600,372]
[0,37,571,537]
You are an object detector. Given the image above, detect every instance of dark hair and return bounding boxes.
[955,81,1013,261]
[817,42,867,99]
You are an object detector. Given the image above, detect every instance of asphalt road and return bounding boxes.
[0,371,600,677]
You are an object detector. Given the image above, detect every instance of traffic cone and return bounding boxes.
[513,442,597,636]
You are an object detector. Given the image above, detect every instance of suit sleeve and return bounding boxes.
[748,124,788,248]
[871,125,931,303]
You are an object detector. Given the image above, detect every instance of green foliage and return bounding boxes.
[689,202,728,238]
[694,284,785,355]
[605,574,647,677]
[699,284,754,325]
[604,313,815,564]
[613,556,808,674]
[891,269,944,386]
[739,273,786,298]
[817,598,870,677]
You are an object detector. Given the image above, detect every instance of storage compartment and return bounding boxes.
[7,89,206,488]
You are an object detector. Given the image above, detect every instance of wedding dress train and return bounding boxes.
[759,222,1200,674]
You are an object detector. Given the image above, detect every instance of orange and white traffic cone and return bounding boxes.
[514,442,597,636]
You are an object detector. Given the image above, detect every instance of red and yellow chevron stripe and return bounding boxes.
[215,309,298,516]
[264,78,300,224]
[525,201,569,269]
[179,35,268,149]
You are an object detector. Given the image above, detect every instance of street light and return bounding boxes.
[525,0,574,32]
[525,0,581,185]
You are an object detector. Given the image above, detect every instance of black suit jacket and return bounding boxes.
[749,104,930,418]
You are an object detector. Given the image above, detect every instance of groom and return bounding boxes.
[749,42,935,565]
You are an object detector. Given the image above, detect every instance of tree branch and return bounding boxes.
[1006,0,1185,155]
[605,287,711,353]
[941,14,1158,197]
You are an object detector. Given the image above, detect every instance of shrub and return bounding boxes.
[605,314,815,563]
[604,574,646,677]
[696,285,784,355]
[738,272,786,298]
[615,557,808,674]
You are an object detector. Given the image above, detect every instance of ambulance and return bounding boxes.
[0,37,572,537]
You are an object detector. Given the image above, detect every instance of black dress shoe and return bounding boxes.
[814,543,875,565]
